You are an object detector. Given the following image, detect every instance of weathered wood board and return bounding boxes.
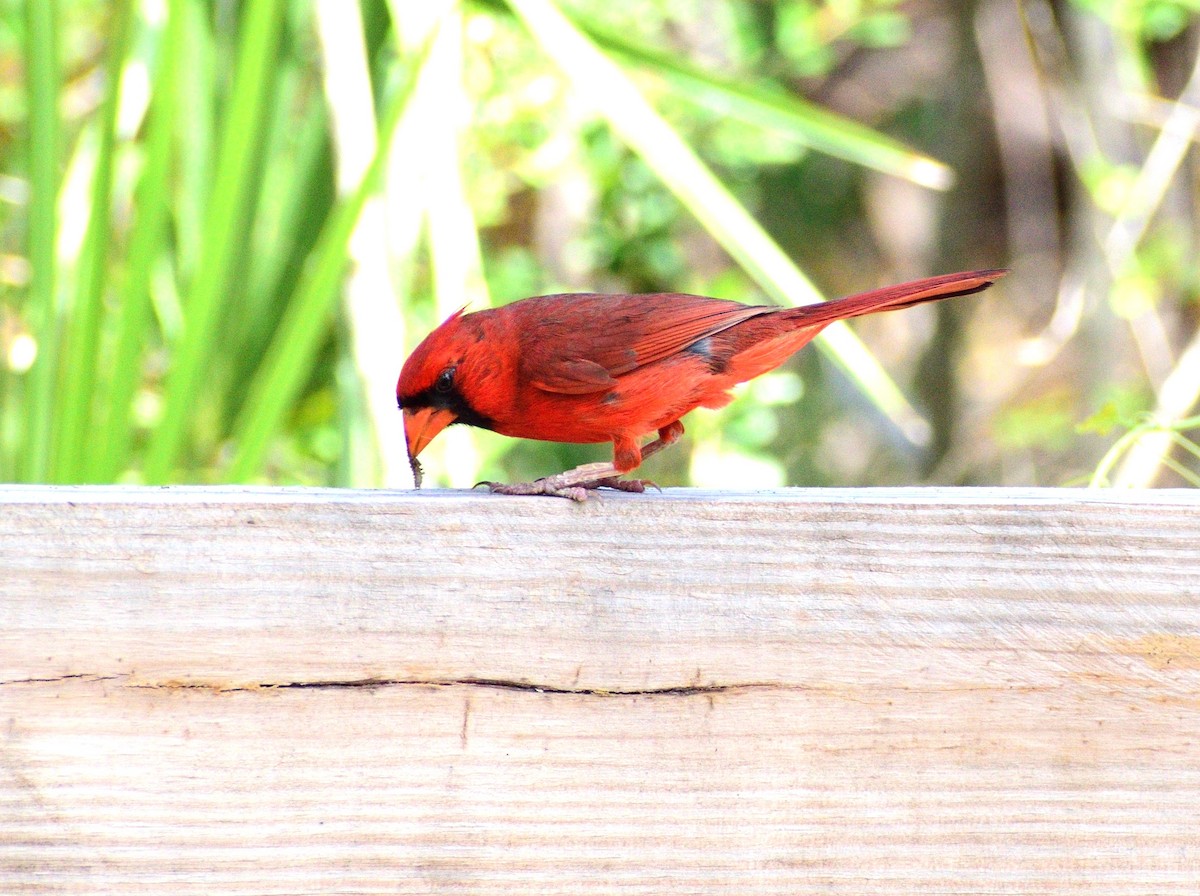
[2,486,1198,894]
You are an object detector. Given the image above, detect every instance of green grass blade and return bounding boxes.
[1165,428,1200,467]
[507,0,933,445]
[1159,450,1200,488]
[57,0,135,482]
[470,0,952,189]
[227,97,333,403]
[21,0,61,482]
[93,0,186,482]
[143,0,286,483]
[1088,423,1146,488]
[226,54,424,482]
[573,18,952,190]
[172,0,216,283]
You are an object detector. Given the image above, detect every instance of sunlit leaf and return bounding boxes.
[226,42,427,481]
[573,17,952,190]
[21,0,62,482]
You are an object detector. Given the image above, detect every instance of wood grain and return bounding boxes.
[2,486,1199,894]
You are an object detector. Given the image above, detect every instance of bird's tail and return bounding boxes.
[783,269,1006,328]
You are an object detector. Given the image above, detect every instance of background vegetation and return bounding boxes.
[3,0,1199,489]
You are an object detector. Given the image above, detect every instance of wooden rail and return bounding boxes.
[2,485,1199,894]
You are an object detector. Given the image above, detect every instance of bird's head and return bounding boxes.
[396,307,499,466]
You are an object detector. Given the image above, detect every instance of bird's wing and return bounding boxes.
[522,293,773,395]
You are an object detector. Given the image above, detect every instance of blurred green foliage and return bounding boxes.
[3,0,1200,488]
[1070,0,1200,42]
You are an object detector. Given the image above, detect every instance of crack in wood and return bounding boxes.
[0,673,119,687]
[117,677,788,697]
[0,675,1066,696]
[0,674,788,697]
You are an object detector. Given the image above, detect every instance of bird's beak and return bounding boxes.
[403,407,457,459]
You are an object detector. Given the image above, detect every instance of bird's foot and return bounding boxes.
[476,462,659,502]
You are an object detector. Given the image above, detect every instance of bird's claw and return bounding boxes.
[475,478,591,501]
[474,472,660,501]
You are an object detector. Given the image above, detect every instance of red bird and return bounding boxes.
[397,269,1005,499]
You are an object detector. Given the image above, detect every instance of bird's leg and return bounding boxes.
[581,422,682,491]
[480,422,684,501]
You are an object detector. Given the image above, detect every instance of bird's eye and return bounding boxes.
[435,367,456,393]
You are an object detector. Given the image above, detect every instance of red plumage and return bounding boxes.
[397,269,1005,497]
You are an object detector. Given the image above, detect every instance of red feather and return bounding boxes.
[514,292,775,393]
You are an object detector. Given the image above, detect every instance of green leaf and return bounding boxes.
[93,0,188,481]
[57,0,135,483]
[144,0,288,483]
[476,0,953,190]
[1076,401,1122,436]
[21,0,61,482]
[225,50,426,482]
[601,26,949,189]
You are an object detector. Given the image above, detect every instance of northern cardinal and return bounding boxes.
[397,269,1005,499]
